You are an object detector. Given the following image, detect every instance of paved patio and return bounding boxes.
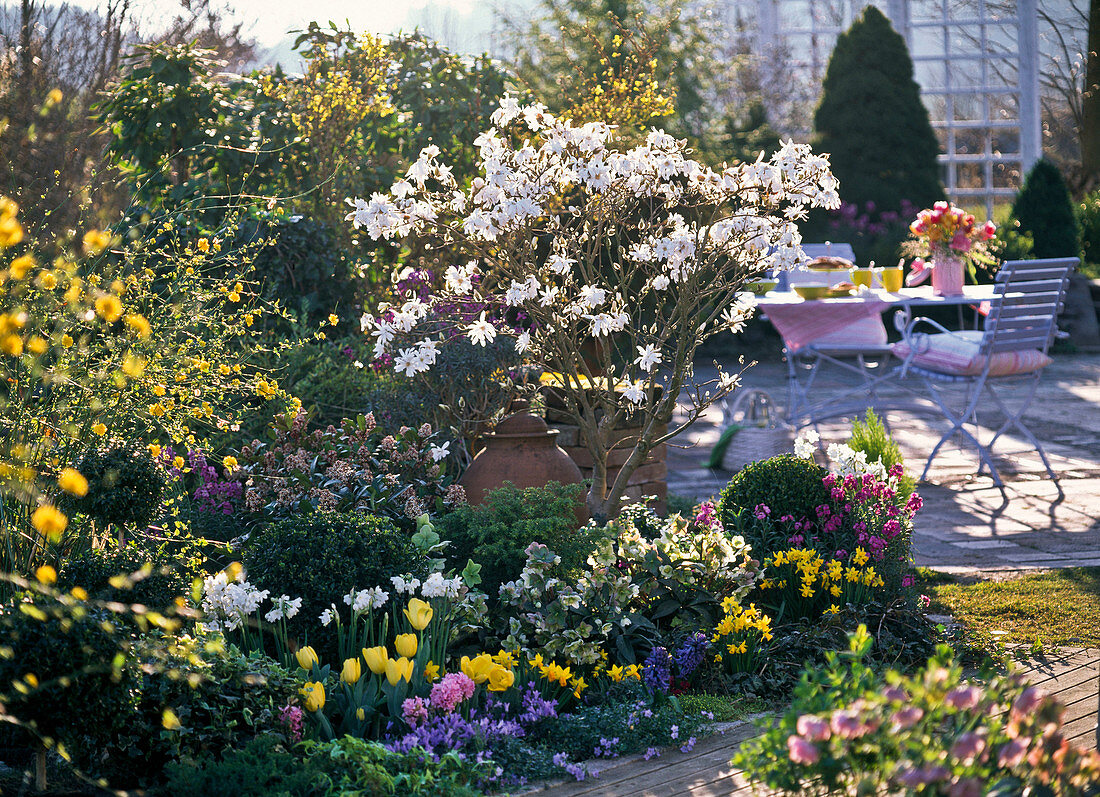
[668,346,1100,575]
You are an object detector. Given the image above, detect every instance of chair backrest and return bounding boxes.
[981,257,1078,358]
[800,242,857,262]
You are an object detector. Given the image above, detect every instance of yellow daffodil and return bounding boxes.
[295,646,319,670]
[404,598,433,630]
[57,467,88,497]
[493,649,516,668]
[301,681,325,712]
[362,646,388,675]
[607,664,624,682]
[826,604,840,615]
[423,661,440,682]
[569,675,588,697]
[341,657,362,684]
[394,633,418,658]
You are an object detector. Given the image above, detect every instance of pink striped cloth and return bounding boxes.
[763,296,891,352]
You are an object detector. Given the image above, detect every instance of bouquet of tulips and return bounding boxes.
[903,201,997,284]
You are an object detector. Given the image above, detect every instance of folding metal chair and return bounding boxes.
[892,257,1078,487]
[782,243,893,425]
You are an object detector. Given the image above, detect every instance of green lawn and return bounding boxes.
[919,567,1100,647]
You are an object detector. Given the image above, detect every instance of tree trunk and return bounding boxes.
[1083,0,1100,190]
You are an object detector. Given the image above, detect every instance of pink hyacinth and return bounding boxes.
[430,672,476,712]
[279,704,304,743]
[402,696,429,727]
[786,734,820,765]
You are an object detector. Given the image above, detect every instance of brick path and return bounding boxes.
[666,350,1100,574]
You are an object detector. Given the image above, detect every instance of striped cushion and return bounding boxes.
[892,330,1051,377]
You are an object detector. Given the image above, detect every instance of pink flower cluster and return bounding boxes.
[278,704,304,743]
[402,696,430,727]
[429,672,476,713]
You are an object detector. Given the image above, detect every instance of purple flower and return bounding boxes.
[643,646,672,694]
[673,632,710,680]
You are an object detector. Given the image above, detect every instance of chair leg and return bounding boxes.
[920,376,1004,487]
[983,377,1059,483]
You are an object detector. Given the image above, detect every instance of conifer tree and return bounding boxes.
[1012,159,1081,259]
[812,6,944,215]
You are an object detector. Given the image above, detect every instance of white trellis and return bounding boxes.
[731,0,1041,217]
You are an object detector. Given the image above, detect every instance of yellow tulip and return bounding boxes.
[341,657,362,684]
[385,656,414,686]
[460,653,495,684]
[295,646,319,671]
[404,598,433,631]
[394,633,418,658]
[301,681,325,712]
[487,665,515,692]
[362,646,388,675]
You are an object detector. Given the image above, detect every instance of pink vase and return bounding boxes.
[931,254,964,296]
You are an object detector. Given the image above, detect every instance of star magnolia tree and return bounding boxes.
[347,98,840,522]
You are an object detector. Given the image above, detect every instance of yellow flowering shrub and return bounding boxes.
[0,199,294,577]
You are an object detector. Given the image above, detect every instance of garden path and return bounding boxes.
[522,649,1099,796]
[666,351,1100,575]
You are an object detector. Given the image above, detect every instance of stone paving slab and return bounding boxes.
[667,351,1100,574]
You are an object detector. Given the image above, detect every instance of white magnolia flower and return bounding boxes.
[577,285,607,308]
[515,331,531,353]
[634,344,662,372]
[429,441,451,462]
[622,382,646,404]
[467,312,497,346]
[651,275,670,291]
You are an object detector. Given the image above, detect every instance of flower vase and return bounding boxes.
[931,252,965,296]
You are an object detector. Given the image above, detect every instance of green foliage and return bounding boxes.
[718,454,831,552]
[243,511,428,655]
[847,410,915,498]
[1077,189,1100,278]
[812,7,943,221]
[57,537,202,610]
[437,482,598,599]
[64,445,167,532]
[724,99,782,165]
[1011,159,1081,259]
[0,595,138,764]
[160,736,320,796]
[162,735,493,796]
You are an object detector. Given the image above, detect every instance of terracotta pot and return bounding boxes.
[459,408,588,526]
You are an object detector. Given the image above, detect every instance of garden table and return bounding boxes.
[750,285,997,425]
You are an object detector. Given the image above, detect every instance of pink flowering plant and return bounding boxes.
[348,98,840,522]
[238,409,465,528]
[734,625,1100,795]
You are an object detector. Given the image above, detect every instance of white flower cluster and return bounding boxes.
[343,586,389,612]
[794,429,890,481]
[347,97,840,409]
[202,569,270,632]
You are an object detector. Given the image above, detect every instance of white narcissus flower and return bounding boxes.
[634,344,662,372]
[320,607,335,627]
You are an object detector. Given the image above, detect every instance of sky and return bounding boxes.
[130,0,501,53]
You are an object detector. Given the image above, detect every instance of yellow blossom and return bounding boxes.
[152,384,166,396]
[295,646,319,670]
[385,656,414,686]
[394,633,418,658]
[58,467,88,497]
[9,254,34,279]
[328,314,338,326]
[423,660,440,682]
[71,586,88,601]
[35,565,57,585]
[91,423,107,436]
[26,336,47,355]
[31,505,68,538]
[222,455,238,472]
[95,294,123,322]
[122,356,145,377]
[173,456,185,469]
[82,230,112,255]
[301,681,325,712]
[126,314,152,338]
[148,444,162,458]
[404,598,433,630]
[608,664,624,682]
[60,334,73,348]
[341,657,362,684]
[362,646,389,675]
[1,335,22,356]
[488,665,515,692]
[197,237,210,252]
